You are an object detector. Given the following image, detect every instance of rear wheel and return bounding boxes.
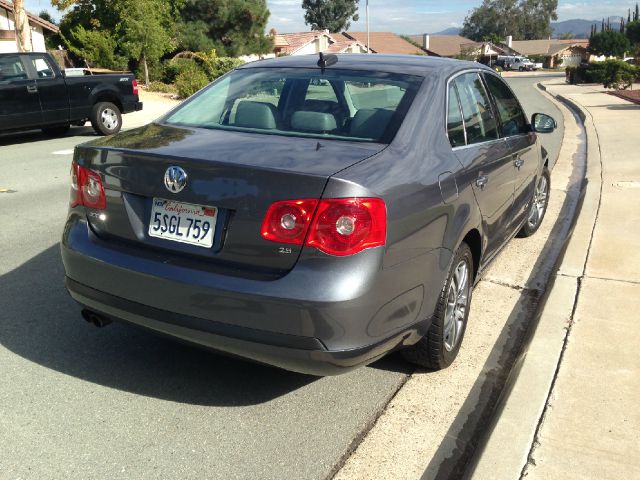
[518,168,550,237]
[402,242,474,370]
[41,124,70,136]
[90,102,122,135]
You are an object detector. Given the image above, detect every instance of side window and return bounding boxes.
[483,73,527,137]
[453,72,498,145]
[0,55,27,83]
[30,55,55,78]
[447,83,466,148]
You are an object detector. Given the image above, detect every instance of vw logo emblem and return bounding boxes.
[164,166,187,193]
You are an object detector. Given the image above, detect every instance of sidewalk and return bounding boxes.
[471,81,640,478]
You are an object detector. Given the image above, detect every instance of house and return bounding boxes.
[0,0,58,53]
[273,30,368,56]
[506,38,588,68]
[409,34,476,57]
[341,31,426,55]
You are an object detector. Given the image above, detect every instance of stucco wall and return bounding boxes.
[0,7,48,53]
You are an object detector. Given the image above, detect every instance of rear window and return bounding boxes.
[164,68,423,144]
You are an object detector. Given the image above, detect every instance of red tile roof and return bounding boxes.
[409,35,476,57]
[342,32,426,55]
[274,31,335,55]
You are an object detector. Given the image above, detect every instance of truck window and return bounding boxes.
[0,56,27,83]
[30,55,56,79]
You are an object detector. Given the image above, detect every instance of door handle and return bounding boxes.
[514,158,524,169]
[26,84,38,94]
[475,175,488,190]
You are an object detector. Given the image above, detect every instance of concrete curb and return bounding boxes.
[467,81,602,479]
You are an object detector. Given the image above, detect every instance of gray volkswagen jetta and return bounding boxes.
[61,54,555,375]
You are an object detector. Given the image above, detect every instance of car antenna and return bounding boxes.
[317,52,338,73]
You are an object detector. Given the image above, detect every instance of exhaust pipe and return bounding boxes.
[81,309,112,328]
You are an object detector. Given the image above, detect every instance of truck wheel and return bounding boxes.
[41,125,70,137]
[90,102,122,135]
[402,242,474,370]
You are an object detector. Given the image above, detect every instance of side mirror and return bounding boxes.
[532,113,557,133]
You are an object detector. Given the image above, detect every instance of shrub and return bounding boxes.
[147,81,177,94]
[174,63,209,98]
[588,59,637,89]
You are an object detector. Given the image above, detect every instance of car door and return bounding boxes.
[482,72,539,228]
[27,54,68,125]
[449,71,515,263]
[0,54,42,130]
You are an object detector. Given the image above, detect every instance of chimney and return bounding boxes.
[506,35,513,48]
[423,34,430,50]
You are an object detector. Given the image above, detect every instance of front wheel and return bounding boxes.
[402,242,474,370]
[518,168,550,237]
[90,102,122,135]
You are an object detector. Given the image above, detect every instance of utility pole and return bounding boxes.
[13,0,32,52]
[366,0,370,53]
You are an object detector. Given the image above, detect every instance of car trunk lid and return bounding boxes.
[76,123,384,273]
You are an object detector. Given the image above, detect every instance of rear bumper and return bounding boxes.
[66,277,425,375]
[61,216,444,374]
[122,101,143,114]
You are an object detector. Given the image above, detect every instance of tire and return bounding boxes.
[518,168,550,238]
[41,124,70,137]
[90,101,122,135]
[402,242,474,370]
[519,66,525,71]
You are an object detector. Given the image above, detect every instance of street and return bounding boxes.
[0,76,569,479]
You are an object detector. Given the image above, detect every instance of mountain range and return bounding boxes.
[432,18,626,39]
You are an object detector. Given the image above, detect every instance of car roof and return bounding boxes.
[238,54,491,77]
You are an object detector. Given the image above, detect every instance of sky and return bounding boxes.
[24,0,636,34]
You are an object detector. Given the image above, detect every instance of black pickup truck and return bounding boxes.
[0,52,142,136]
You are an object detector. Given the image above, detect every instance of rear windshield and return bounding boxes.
[163,67,423,144]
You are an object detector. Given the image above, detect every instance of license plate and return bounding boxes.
[148,198,217,248]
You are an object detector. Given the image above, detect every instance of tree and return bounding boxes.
[461,0,557,42]
[519,0,558,40]
[62,25,120,68]
[589,29,631,57]
[302,0,360,32]
[13,0,32,51]
[180,0,273,56]
[627,21,640,45]
[117,0,175,86]
[559,32,575,39]
[626,20,640,59]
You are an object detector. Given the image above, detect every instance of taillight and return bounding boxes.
[261,197,386,256]
[261,199,318,245]
[70,161,106,210]
[132,79,139,96]
[307,198,386,256]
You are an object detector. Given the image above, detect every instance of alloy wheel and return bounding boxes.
[443,260,469,352]
[527,175,548,229]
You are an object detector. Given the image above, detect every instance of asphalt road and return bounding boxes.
[0,75,565,480]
